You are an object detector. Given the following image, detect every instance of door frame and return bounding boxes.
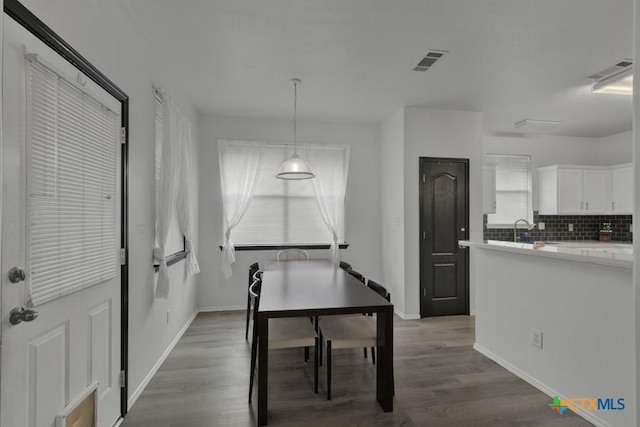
[4,0,131,417]
[419,157,470,318]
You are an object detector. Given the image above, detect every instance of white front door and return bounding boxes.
[1,16,122,427]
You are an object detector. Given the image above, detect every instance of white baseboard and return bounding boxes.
[394,309,420,320]
[199,305,244,312]
[127,310,198,409]
[473,343,611,427]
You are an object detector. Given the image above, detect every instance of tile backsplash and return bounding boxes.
[483,212,633,242]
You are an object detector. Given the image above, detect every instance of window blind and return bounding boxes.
[27,56,119,306]
[486,154,532,226]
[221,142,347,245]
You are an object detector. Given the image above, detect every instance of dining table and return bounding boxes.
[256,259,394,426]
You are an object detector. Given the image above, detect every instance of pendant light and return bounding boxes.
[276,78,315,180]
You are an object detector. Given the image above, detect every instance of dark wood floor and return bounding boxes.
[121,312,591,427]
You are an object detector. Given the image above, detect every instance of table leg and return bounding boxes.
[376,309,393,412]
[258,314,269,426]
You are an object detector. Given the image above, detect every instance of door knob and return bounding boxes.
[9,307,38,325]
[8,266,26,283]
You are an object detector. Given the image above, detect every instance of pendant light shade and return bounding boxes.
[277,78,315,180]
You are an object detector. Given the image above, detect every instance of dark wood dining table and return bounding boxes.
[257,260,394,426]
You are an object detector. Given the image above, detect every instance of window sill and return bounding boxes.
[153,250,189,272]
[217,243,350,251]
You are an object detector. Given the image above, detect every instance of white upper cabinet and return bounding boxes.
[610,164,633,214]
[482,165,496,214]
[537,165,610,215]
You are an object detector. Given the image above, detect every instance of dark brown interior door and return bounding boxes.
[420,157,469,317]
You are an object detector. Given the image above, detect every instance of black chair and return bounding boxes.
[348,269,365,284]
[245,262,260,340]
[248,277,318,404]
[319,279,392,400]
[339,261,351,271]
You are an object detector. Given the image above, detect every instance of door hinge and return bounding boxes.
[119,370,126,388]
[423,288,426,297]
[422,174,426,183]
[120,248,126,265]
[423,231,426,240]
[120,127,126,144]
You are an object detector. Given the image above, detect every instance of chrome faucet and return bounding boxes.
[513,218,535,242]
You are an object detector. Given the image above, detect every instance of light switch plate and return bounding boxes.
[538,222,545,230]
[568,224,574,232]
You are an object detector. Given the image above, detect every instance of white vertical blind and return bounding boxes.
[27,56,119,306]
[486,154,532,226]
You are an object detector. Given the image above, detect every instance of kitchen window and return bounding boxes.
[486,154,533,227]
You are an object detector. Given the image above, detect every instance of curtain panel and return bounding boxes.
[154,93,200,298]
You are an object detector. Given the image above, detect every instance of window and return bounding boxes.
[486,154,532,227]
[219,140,349,246]
[27,55,120,305]
[154,91,185,258]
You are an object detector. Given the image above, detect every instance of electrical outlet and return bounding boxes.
[568,224,573,232]
[630,223,633,232]
[532,330,543,349]
[538,222,545,231]
[166,309,170,324]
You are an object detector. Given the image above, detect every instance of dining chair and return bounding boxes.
[248,278,319,404]
[339,261,351,271]
[245,262,260,340]
[319,279,392,400]
[347,268,365,284]
[276,248,310,261]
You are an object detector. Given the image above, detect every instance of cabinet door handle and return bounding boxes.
[612,202,615,211]
[580,201,584,210]
[586,202,589,210]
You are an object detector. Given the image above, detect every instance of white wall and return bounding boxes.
[404,108,484,317]
[380,109,406,316]
[197,115,382,309]
[597,130,633,165]
[633,1,640,424]
[18,0,200,407]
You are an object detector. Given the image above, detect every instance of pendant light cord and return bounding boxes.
[293,79,298,154]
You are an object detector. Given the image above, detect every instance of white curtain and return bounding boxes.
[308,145,351,264]
[177,110,200,278]
[218,140,264,278]
[154,96,183,298]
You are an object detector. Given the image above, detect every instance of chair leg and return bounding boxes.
[249,334,258,403]
[371,347,376,365]
[314,337,319,394]
[245,295,252,340]
[363,347,367,359]
[327,340,332,400]
[319,331,323,366]
[304,346,309,362]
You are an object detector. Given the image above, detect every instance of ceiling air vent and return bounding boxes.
[586,59,633,80]
[413,49,449,72]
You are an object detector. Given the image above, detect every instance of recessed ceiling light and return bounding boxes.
[514,119,562,131]
[592,68,633,95]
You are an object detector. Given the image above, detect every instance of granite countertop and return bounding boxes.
[458,240,632,269]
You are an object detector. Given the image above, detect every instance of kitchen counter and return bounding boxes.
[459,239,632,269]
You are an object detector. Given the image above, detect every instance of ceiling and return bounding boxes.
[119,0,634,138]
